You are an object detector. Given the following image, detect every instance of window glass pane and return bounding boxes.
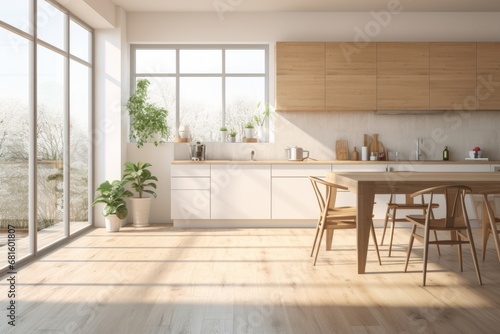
[226,50,265,74]
[70,60,90,234]
[136,77,176,141]
[136,50,175,74]
[70,19,91,63]
[180,50,222,74]
[0,27,31,265]
[180,77,222,141]
[0,0,32,34]
[37,45,66,249]
[37,0,66,51]
[226,77,265,135]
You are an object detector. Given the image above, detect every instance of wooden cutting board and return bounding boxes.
[336,140,349,160]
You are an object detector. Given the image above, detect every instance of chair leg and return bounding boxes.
[388,209,397,257]
[456,231,463,272]
[422,225,431,287]
[482,229,489,261]
[310,217,322,257]
[404,225,417,272]
[433,231,441,256]
[370,222,382,265]
[466,225,483,285]
[313,220,327,266]
[380,206,392,245]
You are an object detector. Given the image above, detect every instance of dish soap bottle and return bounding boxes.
[443,146,449,161]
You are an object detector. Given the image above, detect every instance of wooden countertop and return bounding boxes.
[171,159,500,165]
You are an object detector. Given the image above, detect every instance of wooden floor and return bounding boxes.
[1,224,500,333]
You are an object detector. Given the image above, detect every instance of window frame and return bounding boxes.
[130,44,269,142]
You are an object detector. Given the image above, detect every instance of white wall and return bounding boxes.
[124,11,500,223]
[93,7,128,227]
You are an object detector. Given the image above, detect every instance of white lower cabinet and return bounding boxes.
[271,165,330,219]
[211,165,271,219]
[171,165,211,220]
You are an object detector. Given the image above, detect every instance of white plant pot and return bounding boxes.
[244,128,254,139]
[130,197,152,227]
[105,214,122,232]
[257,125,268,143]
[229,136,236,142]
[220,131,227,142]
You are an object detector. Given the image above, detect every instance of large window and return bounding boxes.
[131,45,269,142]
[0,0,93,273]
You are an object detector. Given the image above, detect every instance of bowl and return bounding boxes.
[469,150,482,158]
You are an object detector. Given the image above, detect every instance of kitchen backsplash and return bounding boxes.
[174,110,500,161]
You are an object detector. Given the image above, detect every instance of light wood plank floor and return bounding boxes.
[1,224,500,334]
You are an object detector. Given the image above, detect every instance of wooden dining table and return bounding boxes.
[326,171,500,274]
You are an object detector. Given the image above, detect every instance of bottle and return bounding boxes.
[352,147,359,161]
[443,146,449,161]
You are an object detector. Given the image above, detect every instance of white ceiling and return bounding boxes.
[110,0,500,13]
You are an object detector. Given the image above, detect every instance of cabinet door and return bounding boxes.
[276,42,325,111]
[326,43,376,111]
[272,178,319,219]
[430,43,477,110]
[171,190,210,220]
[477,42,500,110]
[377,43,430,110]
[211,165,271,219]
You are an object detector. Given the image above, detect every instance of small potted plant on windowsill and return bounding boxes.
[229,130,237,142]
[92,180,133,232]
[254,102,271,143]
[127,79,170,148]
[122,161,158,227]
[219,126,228,142]
[244,121,254,139]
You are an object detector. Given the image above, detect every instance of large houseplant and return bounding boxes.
[127,79,169,148]
[122,161,158,227]
[92,180,133,232]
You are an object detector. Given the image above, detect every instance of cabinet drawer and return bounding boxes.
[171,164,210,177]
[331,164,387,172]
[272,165,331,177]
[171,178,210,190]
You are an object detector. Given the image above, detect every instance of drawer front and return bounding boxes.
[171,177,210,190]
[331,164,388,172]
[171,164,210,177]
[272,164,331,177]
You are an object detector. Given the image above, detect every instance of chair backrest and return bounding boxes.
[411,185,472,228]
[309,176,348,213]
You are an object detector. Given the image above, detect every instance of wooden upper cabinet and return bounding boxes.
[430,43,477,110]
[377,43,430,110]
[275,42,325,111]
[477,42,500,110]
[326,43,376,111]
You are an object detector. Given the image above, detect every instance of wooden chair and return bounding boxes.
[404,185,482,286]
[381,194,440,256]
[480,190,500,262]
[309,176,381,266]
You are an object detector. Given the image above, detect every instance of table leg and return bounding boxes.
[482,200,489,260]
[357,183,375,274]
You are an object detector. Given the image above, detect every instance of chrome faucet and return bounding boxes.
[251,150,255,161]
[416,138,422,160]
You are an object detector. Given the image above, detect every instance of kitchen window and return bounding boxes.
[131,45,269,142]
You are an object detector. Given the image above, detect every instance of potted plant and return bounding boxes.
[229,130,237,142]
[244,121,254,139]
[122,161,158,227]
[127,79,170,148]
[219,126,228,142]
[92,180,133,232]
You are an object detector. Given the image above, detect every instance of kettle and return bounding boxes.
[189,142,205,161]
[285,146,309,161]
